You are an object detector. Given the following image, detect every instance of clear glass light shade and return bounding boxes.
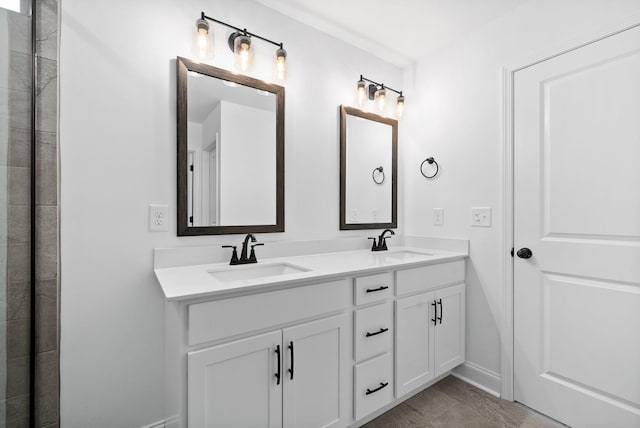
[234,34,253,72]
[396,95,405,118]
[273,47,287,81]
[192,19,214,59]
[356,80,366,106]
[375,87,386,112]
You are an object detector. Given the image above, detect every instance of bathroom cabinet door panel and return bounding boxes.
[395,292,435,398]
[434,284,465,375]
[283,314,347,428]
[187,330,282,428]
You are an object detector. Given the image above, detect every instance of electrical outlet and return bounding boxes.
[149,204,169,232]
[471,207,491,227]
[433,208,444,226]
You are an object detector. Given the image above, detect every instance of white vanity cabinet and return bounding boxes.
[395,262,466,398]
[188,314,347,428]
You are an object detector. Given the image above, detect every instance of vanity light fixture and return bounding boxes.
[193,12,288,81]
[356,75,405,117]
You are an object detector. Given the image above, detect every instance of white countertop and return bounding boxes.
[154,246,467,302]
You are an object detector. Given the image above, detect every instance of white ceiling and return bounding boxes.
[256,0,528,66]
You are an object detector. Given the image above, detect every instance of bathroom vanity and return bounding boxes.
[155,245,466,427]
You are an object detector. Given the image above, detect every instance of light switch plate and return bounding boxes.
[433,208,444,226]
[471,207,491,227]
[149,204,169,232]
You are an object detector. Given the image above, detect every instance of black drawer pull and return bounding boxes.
[288,341,294,380]
[274,345,281,385]
[366,285,389,293]
[431,300,437,325]
[365,327,389,338]
[366,382,389,395]
[437,298,443,324]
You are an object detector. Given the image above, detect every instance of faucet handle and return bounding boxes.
[368,237,378,251]
[248,243,264,263]
[379,236,391,251]
[222,245,239,265]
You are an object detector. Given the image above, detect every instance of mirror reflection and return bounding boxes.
[340,105,397,230]
[177,57,284,236]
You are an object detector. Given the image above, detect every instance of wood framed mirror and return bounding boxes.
[340,105,397,230]
[177,57,284,235]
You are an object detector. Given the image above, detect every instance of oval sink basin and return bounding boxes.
[378,250,434,260]
[208,262,310,282]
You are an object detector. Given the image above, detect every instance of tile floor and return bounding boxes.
[362,376,567,428]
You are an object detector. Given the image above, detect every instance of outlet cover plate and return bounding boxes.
[471,207,491,227]
[433,208,444,226]
[149,204,169,232]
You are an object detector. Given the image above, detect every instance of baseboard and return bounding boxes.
[452,361,502,397]
[140,420,166,428]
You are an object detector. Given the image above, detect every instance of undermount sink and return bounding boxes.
[378,250,434,260]
[208,262,310,282]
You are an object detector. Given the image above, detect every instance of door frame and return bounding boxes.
[500,19,640,401]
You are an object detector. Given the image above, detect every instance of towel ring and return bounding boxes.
[372,166,385,184]
[420,157,439,179]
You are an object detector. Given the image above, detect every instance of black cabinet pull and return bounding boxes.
[437,299,443,324]
[288,341,294,380]
[366,285,389,293]
[431,300,437,325]
[365,382,389,395]
[365,327,389,338]
[274,345,281,385]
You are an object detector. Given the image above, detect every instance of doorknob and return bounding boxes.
[516,248,533,259]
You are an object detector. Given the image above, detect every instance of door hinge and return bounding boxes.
[510,248,514,257]
[189,164,194,172]
[189,216,193,224]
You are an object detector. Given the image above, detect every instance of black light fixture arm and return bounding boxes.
[200,12,284,49]
[359,74,403,96]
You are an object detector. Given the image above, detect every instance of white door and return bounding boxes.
[187,330,282,428]
[282,314,347,428]
[514,25,640,427]
[395,292,435,397]
[434,284,465,376]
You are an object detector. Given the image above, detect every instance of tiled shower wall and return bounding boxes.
[4,0,59,426]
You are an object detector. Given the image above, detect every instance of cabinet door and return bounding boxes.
[395,292,436,398]
[434,284,465,376]
[188,330,282,428]
[282,314,347,428]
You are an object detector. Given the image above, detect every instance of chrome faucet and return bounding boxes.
[222,233,263,265]
[369,229,395,251]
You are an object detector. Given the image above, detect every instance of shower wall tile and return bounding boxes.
[8,204,30,244]
[6,88,31,130]
[8,127,31,168]
[7,243,30,284]
[7,281,30,321]
[6,356,29,397]
[8,166,31,206]
[35,138,57,206]
[35,207,57,281]
[36,0,58,61]
[6,318,29,359]
[8,11,31,55]
[7,50,32,92]
[34,350,58,426]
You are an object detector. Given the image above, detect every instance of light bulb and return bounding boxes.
[396,95,405,118]
[356,80,366,106]
[274,47,287,81]
[234,34,253,72]
[192,18,213,59]
[375,87,386,112]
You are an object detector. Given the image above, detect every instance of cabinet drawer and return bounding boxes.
[188,280,347,346]
[396,260,464,296]
[354,353,393,421]
[354,303,393,362]
[354,272,393,306]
